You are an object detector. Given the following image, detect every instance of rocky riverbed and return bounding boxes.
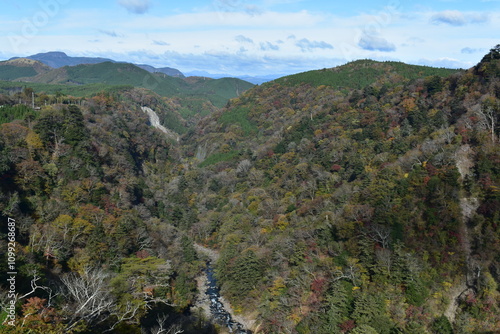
[193,244,256,333]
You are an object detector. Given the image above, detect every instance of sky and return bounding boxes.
[0,0,499,76]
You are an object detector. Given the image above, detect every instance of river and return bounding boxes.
[204,262,252,334]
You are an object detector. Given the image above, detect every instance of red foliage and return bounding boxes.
[311,277,327,294]
[405,305,427,322]
[331,164,342,172]
[465,292,477,305]
[425,162,439,176]
[339,320,356,333]
[136,249,150,259]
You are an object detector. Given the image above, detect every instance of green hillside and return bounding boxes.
[0,65,37,80]
[177,47,500,333]
[11,61,253,110]
[274,59,462,89]
[0,80,132,97]
[0,58,52,81]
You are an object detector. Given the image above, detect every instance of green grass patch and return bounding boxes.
[198,150,241,167]
[219,107,257,136]
[0,104,38,124]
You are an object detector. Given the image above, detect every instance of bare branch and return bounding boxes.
[19,273,53,300]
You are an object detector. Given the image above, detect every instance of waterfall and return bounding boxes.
[141,106,179,142]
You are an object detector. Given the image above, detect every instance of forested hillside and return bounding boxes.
[0,46,499,333]
[176,46,500,333]
[0,88,215,333]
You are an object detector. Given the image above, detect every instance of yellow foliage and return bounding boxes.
[280,151,296,162]
[364,165,375,173]
[402,97,417,112]
[61,183,88,205]
[288,311,302,324]
[442,281,453,291]
[276,215,289,230]
[269,277,287,296]
[68,250,93,275]
[26,130,43,151]
[220,144,231,153]
[248,200,259,214]
[189,193,197,206]
[427,108,439,117]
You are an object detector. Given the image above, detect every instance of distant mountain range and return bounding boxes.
[184,70,283,85]
[10,51,185,78]
[6,51,277,84]
[0,56,254,110]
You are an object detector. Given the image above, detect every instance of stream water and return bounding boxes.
[204,262,251,333]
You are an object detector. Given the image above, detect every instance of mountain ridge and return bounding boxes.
[10,51,185,78]
[0,58,52,81]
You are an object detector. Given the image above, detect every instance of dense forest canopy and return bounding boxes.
[0,46,499,333]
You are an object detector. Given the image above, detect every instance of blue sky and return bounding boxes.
[0,0,499,76]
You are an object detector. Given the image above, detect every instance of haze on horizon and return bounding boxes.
[1,0,499,76]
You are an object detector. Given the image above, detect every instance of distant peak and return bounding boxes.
[35,51,68,57]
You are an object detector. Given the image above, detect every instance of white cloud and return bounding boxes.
[295,38,333,52]
[118,0,151,14]
[146,50,344,75]
[358,33,395,52]
[461,47,483,54]
[152,40,169,46]
[416,57,471,69]
[124,10,324,29]
[260,41,280,51]
[235,35,254,43]
[99,30,122,38]
[2,2,498,76]
[430,10,489,26]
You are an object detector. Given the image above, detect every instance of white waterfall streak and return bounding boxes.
[141,106,179,142]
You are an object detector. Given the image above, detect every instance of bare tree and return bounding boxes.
[332,258,361,286]
[61,267,114,331]
[142,314,184,334]
[19,273,55,302]
[236,159,252,176]
[477,98,498,143]
[363,223,391,249]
